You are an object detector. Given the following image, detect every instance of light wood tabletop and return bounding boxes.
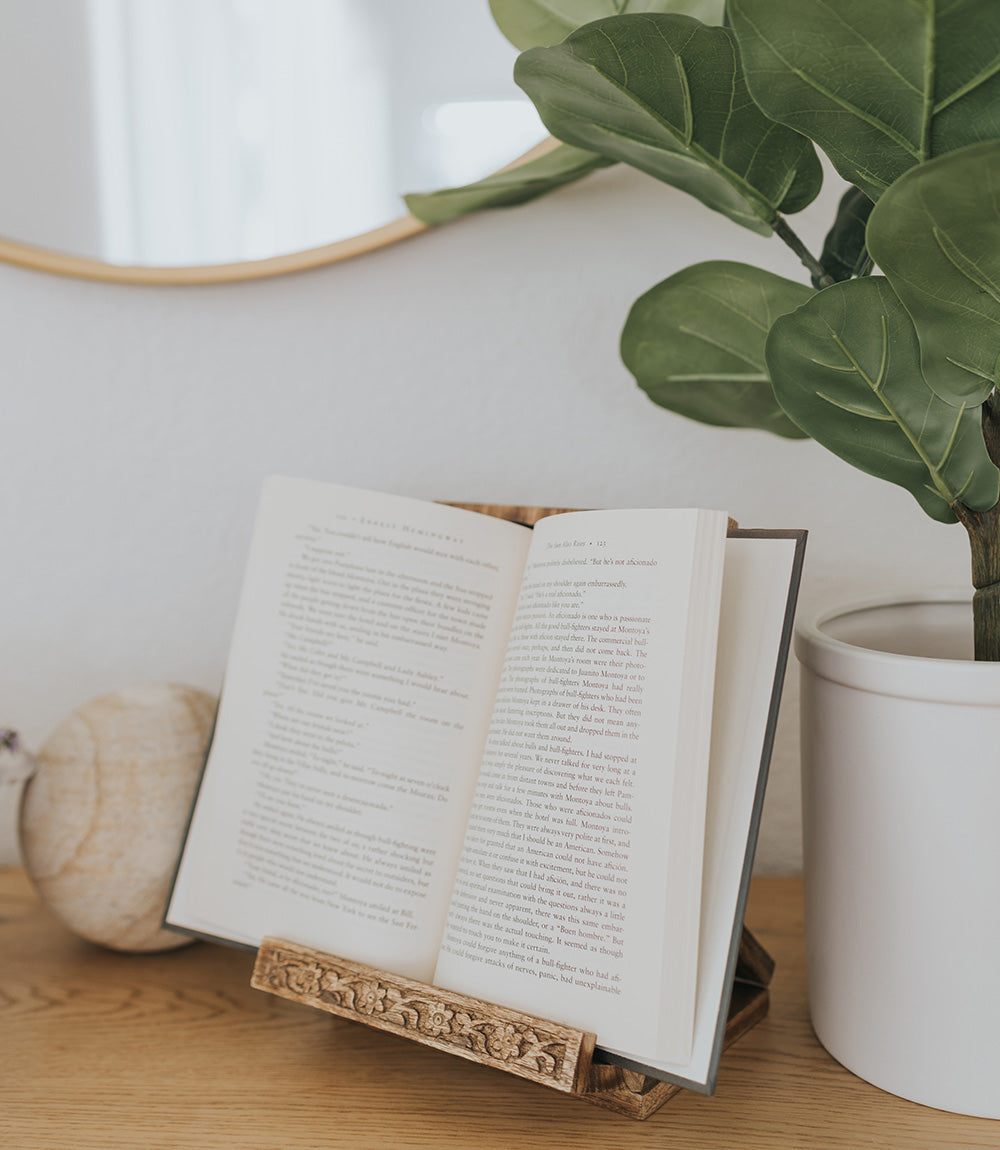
[2,868,996,1148]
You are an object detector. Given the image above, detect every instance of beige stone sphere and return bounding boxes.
[19,683,217,952]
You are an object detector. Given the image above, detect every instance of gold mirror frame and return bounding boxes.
[0,138,558,285]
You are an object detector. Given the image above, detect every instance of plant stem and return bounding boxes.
[772,216,835,288]
[953,394,1000,661]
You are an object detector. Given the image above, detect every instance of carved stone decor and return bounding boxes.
[252,938,596,1093]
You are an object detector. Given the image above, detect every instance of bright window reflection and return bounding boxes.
[78,0,545,266]
[424,100,547,188]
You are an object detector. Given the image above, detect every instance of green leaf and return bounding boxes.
[621,260,811,438]
[766,277,999,523]
[404,143,613,225]
[514,14,822,235]
[817,187,874,287]
[728,0,1000,202]
[490,0,725,51]
[867,140,1000,406]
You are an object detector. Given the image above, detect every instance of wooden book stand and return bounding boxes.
[251,925,773,1120]
[250,503,773,1120]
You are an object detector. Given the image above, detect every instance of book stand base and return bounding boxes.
[251,925,773,1120]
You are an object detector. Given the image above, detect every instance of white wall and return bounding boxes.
[0,165,972,868]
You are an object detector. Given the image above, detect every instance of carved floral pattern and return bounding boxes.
[283,961,326,997]
[486,1023,525,1062]
[423,1002,454,1036]
[354,981,387,1015]
[259,947,573,1082]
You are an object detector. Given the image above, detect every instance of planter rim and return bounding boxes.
[794,588,1000,705]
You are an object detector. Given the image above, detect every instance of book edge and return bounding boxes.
[593,528,806,1093]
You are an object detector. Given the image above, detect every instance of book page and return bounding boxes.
[432,508,727,1064]
[166,479,532,979]
[604,533,802,1088]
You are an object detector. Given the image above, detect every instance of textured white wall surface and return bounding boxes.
[0,166,972,868]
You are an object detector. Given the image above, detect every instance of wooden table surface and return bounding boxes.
[2,869,996,1148]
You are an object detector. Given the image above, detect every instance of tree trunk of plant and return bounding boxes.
[954,396,1000,661]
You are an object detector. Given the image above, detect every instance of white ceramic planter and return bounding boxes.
[796,591,1000,1119]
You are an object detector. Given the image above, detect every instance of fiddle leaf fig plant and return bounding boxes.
[764,276,999,524]
[405,0,1000,659]
[512,16,823,234]
[404,143,614,225]
[621,261,812,438]
[727,0,1000,199]
[866,142,1000,407]
[488,0,726,50]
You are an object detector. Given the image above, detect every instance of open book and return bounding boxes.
[165,478,803,1091]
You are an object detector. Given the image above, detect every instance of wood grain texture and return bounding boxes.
[736,925,777,987]
[584,1064,684,1119]
[5,870,999,1148]
[0,215,425,285]
[445,503,741,532]
[580,972,768,1117]
[252,938,595,1093]
[444,502,576,527]
[251,934,767,1118]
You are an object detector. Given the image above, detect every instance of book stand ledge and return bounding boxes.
[251,925,774,1120]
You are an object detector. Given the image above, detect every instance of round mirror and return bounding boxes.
[0,0,546,282]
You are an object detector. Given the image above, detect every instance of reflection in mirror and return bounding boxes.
[0,0,545,269]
